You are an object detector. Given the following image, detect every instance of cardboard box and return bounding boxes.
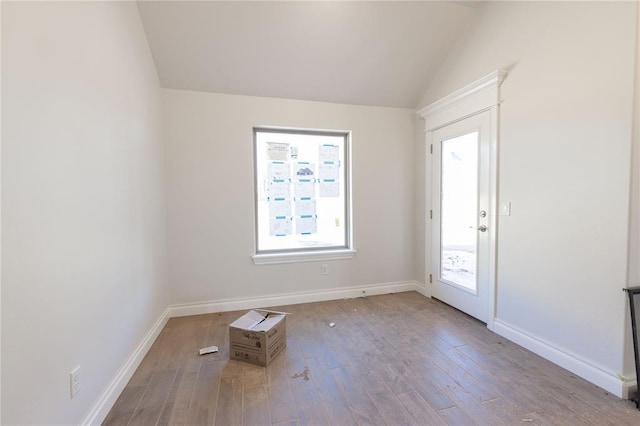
[229,310,287,366]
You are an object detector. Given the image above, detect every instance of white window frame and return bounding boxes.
[252,127,355,265]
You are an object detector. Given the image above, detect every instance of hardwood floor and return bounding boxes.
[103,292,640,425]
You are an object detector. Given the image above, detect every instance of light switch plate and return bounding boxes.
[501,202,511,216]
[70,366,80,398]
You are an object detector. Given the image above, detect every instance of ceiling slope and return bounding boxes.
[137,1,475,108]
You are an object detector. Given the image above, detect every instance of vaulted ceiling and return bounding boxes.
[136,1,477,108]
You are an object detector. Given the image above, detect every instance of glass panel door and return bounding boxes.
[440,131,479,293]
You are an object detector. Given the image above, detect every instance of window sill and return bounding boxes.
[252,249,357,265]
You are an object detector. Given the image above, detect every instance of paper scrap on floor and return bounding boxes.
[199,345,219,356]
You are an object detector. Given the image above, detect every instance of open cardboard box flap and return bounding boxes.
[230,309,286,332]
[230,310,266,330]
[253,315,285,331]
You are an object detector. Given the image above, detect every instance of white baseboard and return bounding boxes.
[493,319,627,398]
[82,281,422,424]
[414,281,430,298]
[623,380,637,400]
[81,307,171,425]
[168,281,421,317]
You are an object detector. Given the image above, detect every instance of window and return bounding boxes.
[253,127,354,264]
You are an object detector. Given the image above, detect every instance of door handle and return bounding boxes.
[477,225,487,232]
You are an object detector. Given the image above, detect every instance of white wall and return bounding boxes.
[163,90,416,304]
[0,2,3,421]
[2,2,168,424]
[625,2,640,385]
[418,1,637,392]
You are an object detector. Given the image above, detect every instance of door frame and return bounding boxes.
[417,70,507,331]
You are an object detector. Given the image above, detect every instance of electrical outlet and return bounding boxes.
[70,366,81,399]
[321,264,329,275]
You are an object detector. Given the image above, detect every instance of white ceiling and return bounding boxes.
[136,1,476,108]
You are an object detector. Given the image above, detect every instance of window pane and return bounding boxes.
[255,129,349,253]
[440,131,478,292]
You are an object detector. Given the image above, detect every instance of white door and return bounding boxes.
[431,110,491,322]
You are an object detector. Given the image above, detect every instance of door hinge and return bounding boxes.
[429,274,432,284]
[429,210,432,219]
[430,144,433,154]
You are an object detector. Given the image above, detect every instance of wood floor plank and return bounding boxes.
[127,368,178,426]
[241,361,267,389]
[266,354,299,424]
[154,320,201,371]
[104,292,640,426]
[207,316,235,363]
[272,421,300,426]
[427,344,500,402]
[402,369,456,411]
[444,387,505,425]
[435,338,498,384]
[157,356,201,426]
[374,363,414,395]
[536,375,640,425]
[388,347,456,410]
[283,338,328,426]
[313,306,352,370]
[243,384,271,426]
[437,405,477,426]
[396,345,459,394]
[102,385,145,426]
[184,359,223,425]
[294,404,328,426]
[331,367,386,426]
[482,397,531,424]
[155,366,185,426]
[397,391,446,426]
[356,371,417,426]
[304,357,358,426]
[215,376,243,426]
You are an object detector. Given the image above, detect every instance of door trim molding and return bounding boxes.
[417,70,507,130]
[417,70,507,330]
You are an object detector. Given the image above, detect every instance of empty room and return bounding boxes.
[2,0,640,424]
